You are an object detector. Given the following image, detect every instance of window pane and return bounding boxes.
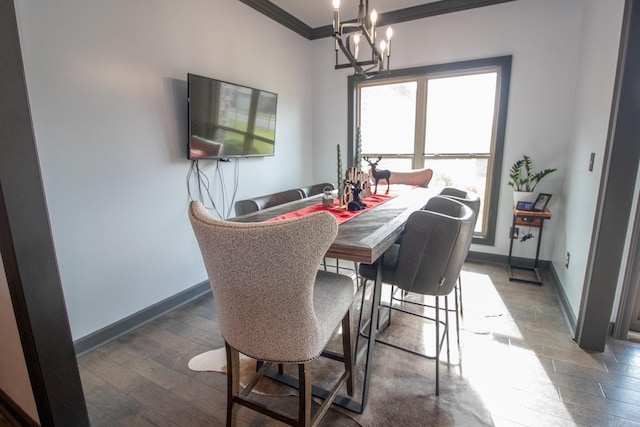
[352,57,511,244]
[359,157,412,172]
[425,73,496,154]
[360,82,417,155]
[426,157,488,233]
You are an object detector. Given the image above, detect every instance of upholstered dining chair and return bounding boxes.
[234,188,305,216]
[299,182,335,197]
[357,196,474,395]
[387,168,434,187]
[437,187,481,318]
[188,202,355,426]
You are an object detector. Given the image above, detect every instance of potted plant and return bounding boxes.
[508,154,557,206]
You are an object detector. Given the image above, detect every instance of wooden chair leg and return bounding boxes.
[298,363,312,427]
[225,342,240,427]
[342,310,354,396]
[355,279,368,362]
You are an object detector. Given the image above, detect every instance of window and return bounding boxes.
[348,56,512,245]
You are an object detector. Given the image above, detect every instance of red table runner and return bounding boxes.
[266,192,397,225]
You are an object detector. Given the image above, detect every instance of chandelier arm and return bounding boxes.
[335,37,364,74]
[336,24,383,61]
[357,27,383,63]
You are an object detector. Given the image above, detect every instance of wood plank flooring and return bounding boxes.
[76,262,640,426]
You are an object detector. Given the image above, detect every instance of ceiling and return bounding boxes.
[239,0,516,39]
[269,0,443,29]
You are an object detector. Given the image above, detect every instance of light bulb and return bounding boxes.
[332,0,340,10]
[386,27,393,39]
[354,34,360,59]
[380,40,386,52]
[370,9,377,24]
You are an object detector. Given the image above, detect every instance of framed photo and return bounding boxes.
[533,193,552,212]
[516,201,534,211]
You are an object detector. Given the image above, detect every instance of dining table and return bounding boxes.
[233,184,436,413]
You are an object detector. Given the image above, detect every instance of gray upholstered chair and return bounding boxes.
[188,201,355,426]
[357,196,474,395]
[299,182,335,197]
[437,187,481,318]
[234,188,305,216]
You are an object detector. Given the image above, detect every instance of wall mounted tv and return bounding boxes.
[188,73,277,159]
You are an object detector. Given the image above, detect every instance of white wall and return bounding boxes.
[310,0,585,262]
[551,0,625,317]
[15,0,313,340]
[13,0,627,340]
[311,0,628,321]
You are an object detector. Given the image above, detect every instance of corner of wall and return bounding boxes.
[549,262,577,336]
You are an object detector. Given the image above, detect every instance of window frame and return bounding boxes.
[347,55,512,246]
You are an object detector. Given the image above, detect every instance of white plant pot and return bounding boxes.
[513,191,536,207]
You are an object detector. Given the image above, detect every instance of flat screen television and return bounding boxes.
[187,73,277,159]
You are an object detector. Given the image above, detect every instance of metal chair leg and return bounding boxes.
[445,296,451,363]
[435,297,440,396]
[454,288,461,345]
[458,275,464,316]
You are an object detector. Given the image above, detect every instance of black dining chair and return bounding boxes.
[394,188,480,344]
[357,196,475,395]
[299,182,335,197]
[234,188,305,216]
[438,187,481,318]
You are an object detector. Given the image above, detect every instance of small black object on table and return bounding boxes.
[507,207,552,285]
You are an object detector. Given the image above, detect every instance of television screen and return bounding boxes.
[188,73,277,159]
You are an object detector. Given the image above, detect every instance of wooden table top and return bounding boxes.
[233,186,436,264]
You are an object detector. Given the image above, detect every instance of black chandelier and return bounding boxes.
[332,0,393,76]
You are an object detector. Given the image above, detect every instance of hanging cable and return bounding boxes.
[186,158,241,220]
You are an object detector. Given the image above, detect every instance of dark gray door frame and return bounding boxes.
[613,191,640,338]
[0,1,89,424]
[576,0,640,351]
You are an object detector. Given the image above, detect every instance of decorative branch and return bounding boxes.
[337,144,344,202]
[355,127,362,171]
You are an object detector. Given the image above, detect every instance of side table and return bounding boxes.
[507,208,552,285]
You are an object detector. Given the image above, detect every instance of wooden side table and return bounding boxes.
[507,208,552,284]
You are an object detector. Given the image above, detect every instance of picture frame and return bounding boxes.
[516,201,534,211]
[533,193,552,212]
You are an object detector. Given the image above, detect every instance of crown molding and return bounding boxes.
[238,0,314,39]
[240,0,517,40]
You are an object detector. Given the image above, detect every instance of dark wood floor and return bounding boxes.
[0,413,12,427]
[76,262,640,426]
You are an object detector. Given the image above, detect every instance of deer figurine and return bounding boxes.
[346,180,367,211]
[364,156,390,194]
